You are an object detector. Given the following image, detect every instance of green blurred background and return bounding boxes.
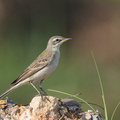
[0,0,120,119]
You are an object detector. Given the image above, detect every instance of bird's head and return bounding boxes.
[47,36,71,51]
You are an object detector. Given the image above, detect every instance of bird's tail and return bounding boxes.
[0,85,19,99]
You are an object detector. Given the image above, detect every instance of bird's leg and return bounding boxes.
[30,82,47,104]
[39,81,51,102]
[30,82,41,95]
[39,81,47,95]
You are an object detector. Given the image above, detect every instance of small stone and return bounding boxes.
[85,113,91,119]
[0,100,7,109]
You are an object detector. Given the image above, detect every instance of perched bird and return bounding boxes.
[0,36,71,98]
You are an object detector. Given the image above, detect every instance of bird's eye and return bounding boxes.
[56,39,59,41]
[52,38,62,45]
[55,39,61,42]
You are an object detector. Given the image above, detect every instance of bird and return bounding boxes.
[0,36,71,98]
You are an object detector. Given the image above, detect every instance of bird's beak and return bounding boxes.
[62,38,72,42]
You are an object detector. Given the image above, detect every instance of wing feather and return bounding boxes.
[11,50,55,85]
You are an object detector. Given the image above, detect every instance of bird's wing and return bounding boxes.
[11,50,55,85]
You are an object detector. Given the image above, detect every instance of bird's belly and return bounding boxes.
[30,50,60,83]
[31,62,58,83]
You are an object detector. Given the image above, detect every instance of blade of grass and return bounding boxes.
[91,51,108,120]
[111,100,120,120]
[48,89,95,111]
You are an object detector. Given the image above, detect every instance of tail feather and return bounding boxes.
[0,79,28,99]
[0,86,17,99]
